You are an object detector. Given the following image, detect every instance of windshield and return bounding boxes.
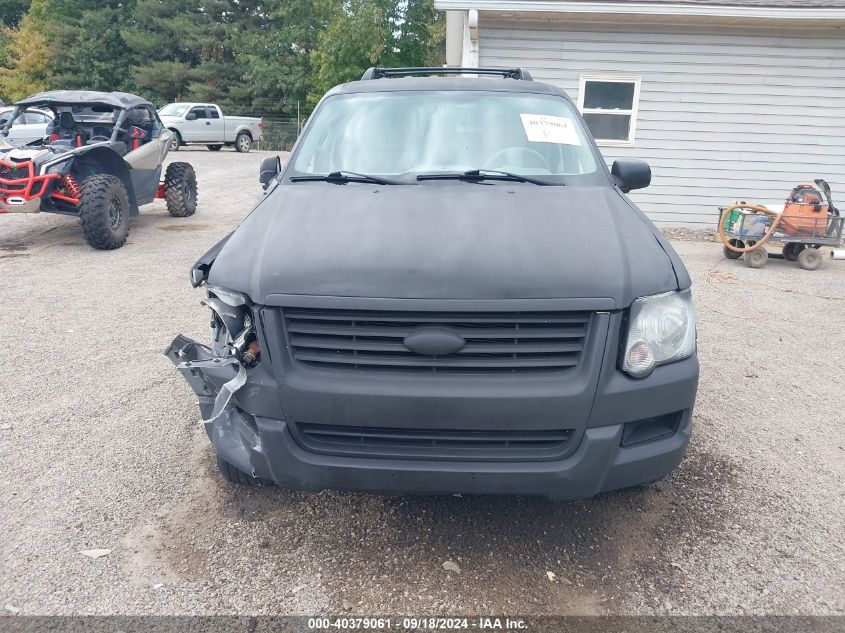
[70,106,118,123]
[159,103,189,117]
[290,91,603,185]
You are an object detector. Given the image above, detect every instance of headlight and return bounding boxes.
[621,290,696,378]
[44,157,73,175]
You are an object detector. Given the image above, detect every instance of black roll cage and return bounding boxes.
[0,102,164,146]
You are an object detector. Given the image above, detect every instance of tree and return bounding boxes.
[309,0,442,105]
[53,4,136,93]
[0,0,31,27]
[122,0,209,102]
[123,0,261,107]
[0,0,53,102]
[0,0,447,113]
[309,0,391,103]
[0,0,140,102]
[233,0,333,112]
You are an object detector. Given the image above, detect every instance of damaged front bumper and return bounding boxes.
[165,334,693,498]
[165,335,272,481]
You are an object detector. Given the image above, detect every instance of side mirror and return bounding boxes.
[186,112,197,121]
[259,155,281,190]
[611,159,651,193]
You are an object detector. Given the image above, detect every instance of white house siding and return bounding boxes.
[478,20,845,226]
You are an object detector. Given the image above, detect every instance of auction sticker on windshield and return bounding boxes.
[520,114,581,145]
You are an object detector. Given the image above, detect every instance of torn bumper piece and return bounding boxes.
[165,334,272,482]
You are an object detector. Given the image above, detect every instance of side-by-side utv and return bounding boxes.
[0,91,197,250]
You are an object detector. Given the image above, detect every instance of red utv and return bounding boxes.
[0,90,197,249]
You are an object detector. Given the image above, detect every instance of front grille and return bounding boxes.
[1,167,27,180]
[293,422,575,461]
[283,308,591,374]
[0,163,30,181]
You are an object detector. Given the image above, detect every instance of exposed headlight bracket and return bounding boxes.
[201,290,260,367]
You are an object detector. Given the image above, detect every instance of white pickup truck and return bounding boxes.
[158,103,263,153]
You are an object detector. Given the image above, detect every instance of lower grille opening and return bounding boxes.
[293,422,576,462]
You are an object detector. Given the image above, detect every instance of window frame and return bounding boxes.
[22,109,49,124]
[189,106,208,120]
[577,75,641,147]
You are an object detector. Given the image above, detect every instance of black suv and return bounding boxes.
[167,67,698,499]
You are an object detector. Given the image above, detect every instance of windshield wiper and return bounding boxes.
[290,170,405,185]
[417,169,554,186]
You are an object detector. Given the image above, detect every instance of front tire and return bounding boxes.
[216,455,264,486]
[164,162,198,217]
[78,174,130,250]
[235,132,252,153]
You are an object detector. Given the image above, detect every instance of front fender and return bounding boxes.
[191,232,233,286]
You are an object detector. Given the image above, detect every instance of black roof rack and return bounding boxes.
[360,67,533,81]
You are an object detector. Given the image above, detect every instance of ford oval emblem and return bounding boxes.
[403,327,466,356]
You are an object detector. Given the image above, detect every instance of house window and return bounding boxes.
[578,76,641,146]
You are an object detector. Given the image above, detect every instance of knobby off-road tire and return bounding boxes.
[235,132,252,153]
[216,455,265,487]
[78,174,130,250]
[165,162,198,217]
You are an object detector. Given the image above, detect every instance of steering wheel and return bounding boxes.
[88,135,111,143]
[483,146,550,172]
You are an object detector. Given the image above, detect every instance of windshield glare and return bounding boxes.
[291,91,601,184]
[159,104,189,117]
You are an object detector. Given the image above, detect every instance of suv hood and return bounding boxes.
[208,183,681,308]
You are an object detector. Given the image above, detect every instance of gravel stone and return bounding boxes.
[661,226,716,242]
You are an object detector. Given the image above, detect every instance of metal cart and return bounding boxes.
[718,207,844,270]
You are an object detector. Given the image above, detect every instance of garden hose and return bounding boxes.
[719,203,784,253]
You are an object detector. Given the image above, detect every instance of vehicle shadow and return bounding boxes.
[139,431,739,615]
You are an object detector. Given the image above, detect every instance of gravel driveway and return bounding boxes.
[0,149,842,616]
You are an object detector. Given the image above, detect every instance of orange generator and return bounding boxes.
[781,183,831,236]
